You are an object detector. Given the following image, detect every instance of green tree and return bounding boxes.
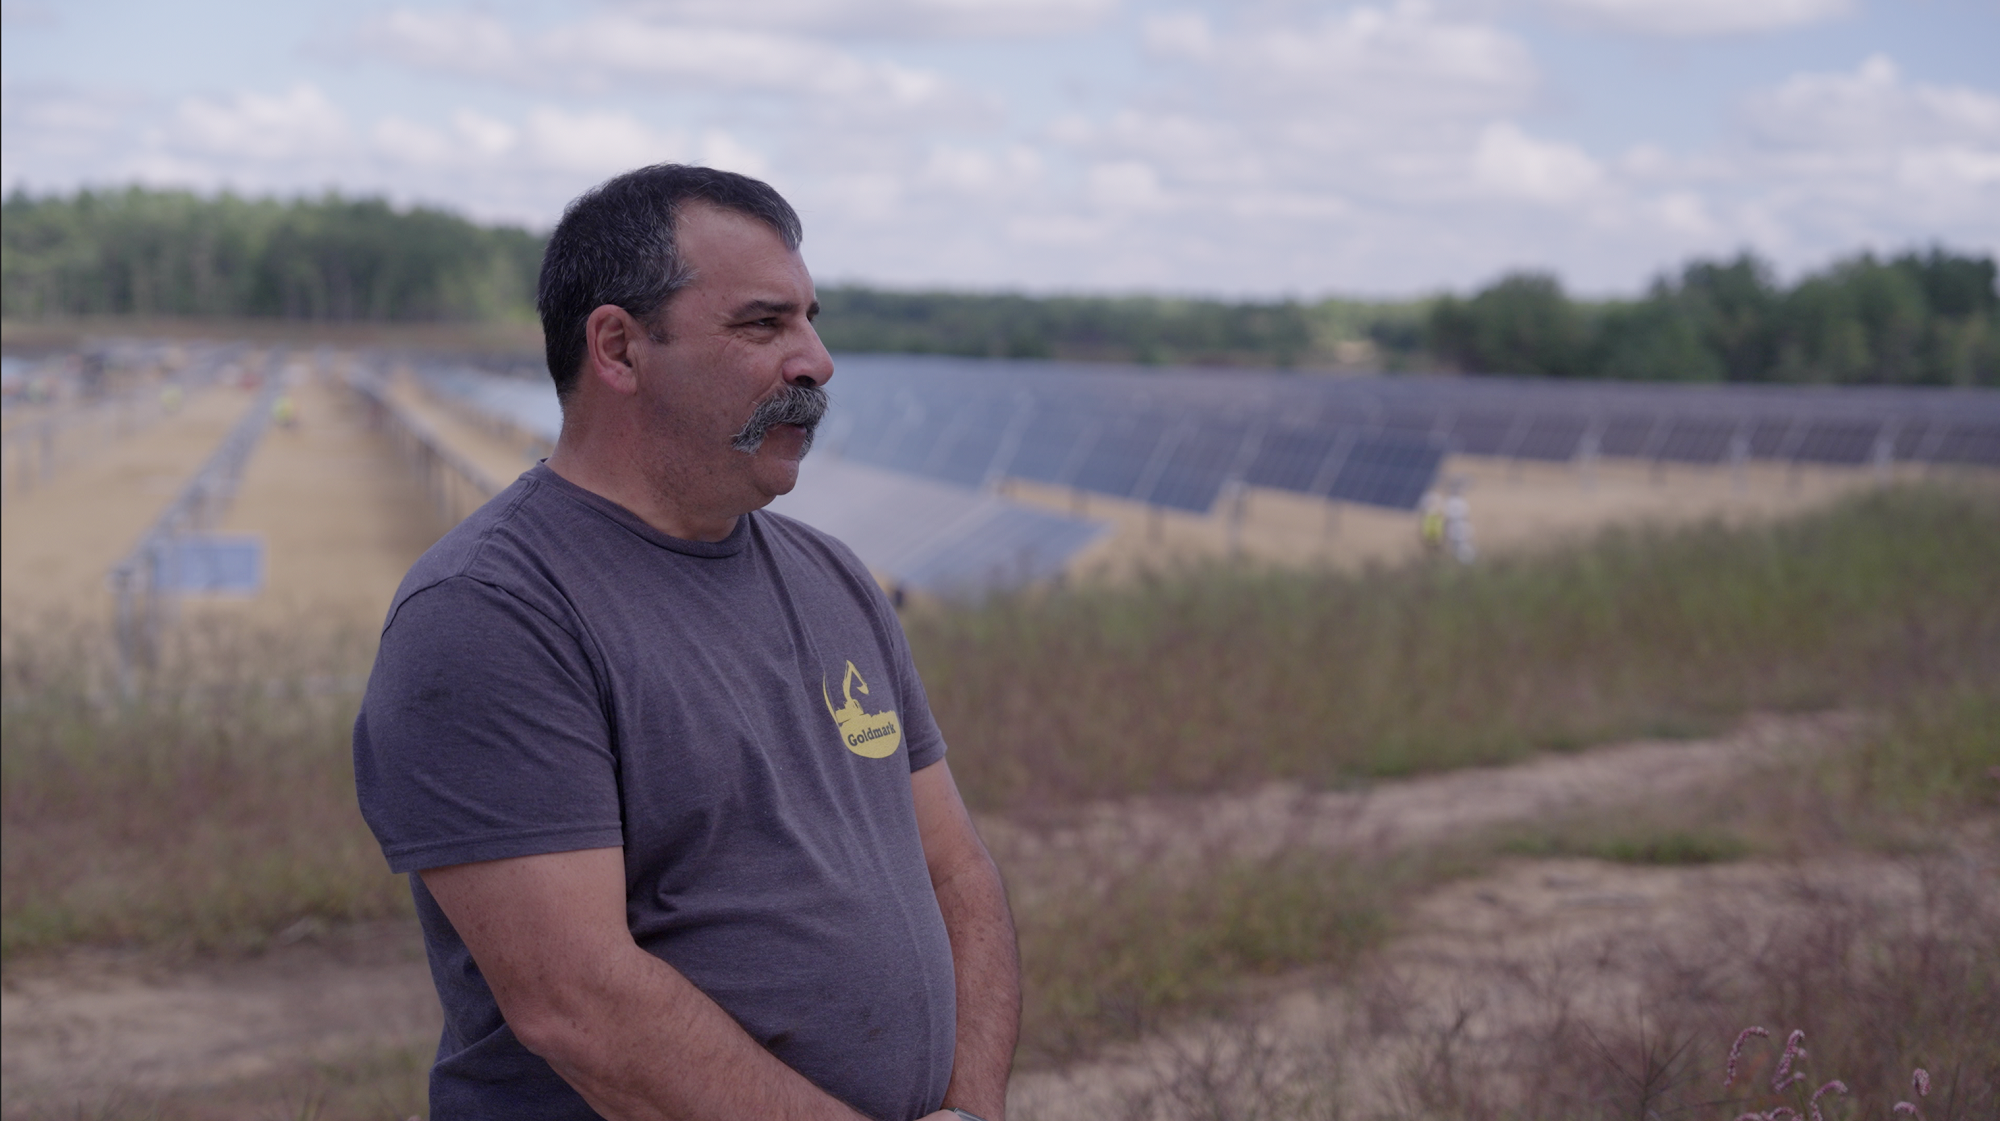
[1428,272,1587,377]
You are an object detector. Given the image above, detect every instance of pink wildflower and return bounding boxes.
[1893,1103,1924,1118]
[1726,1026,1771,1088]
[1808,1079,1849,1121]
[1772,1029,1808,1093]
[1912,1068,1930,1097]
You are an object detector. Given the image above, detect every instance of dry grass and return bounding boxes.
[7,1044,431,1121]
[2,482,1995,1118]
[0,616,407,960]
[1351,852,1999,1121]
[912,483,2000,813]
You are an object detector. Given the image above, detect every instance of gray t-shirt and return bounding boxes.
[353,464,956,1121]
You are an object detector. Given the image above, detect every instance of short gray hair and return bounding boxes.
[536,164,803,398]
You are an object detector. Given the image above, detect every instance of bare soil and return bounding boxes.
[0,713,1859,1118]
[1007,836,2000,1121]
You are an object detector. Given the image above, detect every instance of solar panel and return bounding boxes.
[1597,415,1659,457]
[1746,416,1798,459]
[1378,409,1436,443]
[1792,420,1879,465]
[1007,407,1093,484]
[1070,417,1166,500]
[1891,418,1935,461]
[1326,435,1444,510]
[1931,422,2000,465]
[1654,418,1734,463]
[1245,426,1340,493]
[898,505,1109,594]
[1448,411,1515,456]
[917,397,1013,487]
[152,534,264,594]
[1513,414,1587,461]
[870,395,945,474]
[1142,419,1249,513]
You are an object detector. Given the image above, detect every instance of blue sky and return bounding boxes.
[4,0,1995,298]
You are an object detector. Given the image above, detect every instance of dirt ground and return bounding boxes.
[1,379,258,624]
[0,712,1876,1118]
[2,360,457,639]
[1008,837,1998,1121]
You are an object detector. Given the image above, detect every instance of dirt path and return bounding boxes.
[1,380,258,622]
[0,713,1854,1117]
[1007,838,1999,1121]
[201,371,441,631]
[982,711,1855,889]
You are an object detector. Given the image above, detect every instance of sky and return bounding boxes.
[3,0,1996,299]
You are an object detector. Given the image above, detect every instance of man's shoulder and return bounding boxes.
[384,469,588,628]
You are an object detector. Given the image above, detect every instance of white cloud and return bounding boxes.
[169,85,350,162]
[696,130,771,178]
[1744,54,2000,151]
[1473,120,1602,203]
[520,108,686,176]
[614,0,1121,37]
[357,7,956,108]
[371,116,451,166]
[1142,11,1213,59]
[1198,2,1540,117]
[1541,0,1849,38]
[359,8,519,73]
[1086,160,1168,210]
[453,110,518,159]
[919,143,1043,194]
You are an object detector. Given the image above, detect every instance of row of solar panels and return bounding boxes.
[827,391,1444,512]
[821,356,2000,515]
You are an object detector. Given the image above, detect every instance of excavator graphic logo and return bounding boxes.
[823,660,902,759]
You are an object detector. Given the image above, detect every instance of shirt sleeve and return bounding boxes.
[353,575,624,874]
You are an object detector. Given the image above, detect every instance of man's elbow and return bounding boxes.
[500,986,613,1070]
[506,1001,586,1063]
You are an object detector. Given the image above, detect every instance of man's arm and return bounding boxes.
[912,760,1022,1120]
[421,847,874,1121]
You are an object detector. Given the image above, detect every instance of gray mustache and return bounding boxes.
[731,382,829,454]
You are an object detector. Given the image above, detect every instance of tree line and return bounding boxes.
[4,187,1993,385]
[2,187,543,322]
[1429,250,1998,387]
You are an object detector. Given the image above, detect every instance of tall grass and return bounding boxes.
[0,618,407,959]
[2,480,1993,1112]
[913,483,2000,813]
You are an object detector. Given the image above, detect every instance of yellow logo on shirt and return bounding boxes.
[823,660,902,759]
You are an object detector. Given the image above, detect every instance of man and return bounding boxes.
[353,164,1019,1120]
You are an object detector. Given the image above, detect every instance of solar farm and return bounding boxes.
[5,337,1998,1118]
[416,352,2000,594]
[7,339,1998,635]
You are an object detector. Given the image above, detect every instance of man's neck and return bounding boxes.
[545,429,744,543]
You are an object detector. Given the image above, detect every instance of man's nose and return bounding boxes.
[788,323,836,389]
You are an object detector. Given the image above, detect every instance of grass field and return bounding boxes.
[3,481,1996,1118]
[913,482,2000,811]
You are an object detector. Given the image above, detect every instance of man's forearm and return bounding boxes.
[932,843,1021,1120]
[528,941,874,1121]
[421,852,870,1121]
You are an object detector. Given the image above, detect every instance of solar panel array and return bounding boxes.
[822,356,2000,515]
[824,365,1449,513]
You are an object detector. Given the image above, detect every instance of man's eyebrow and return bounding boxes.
[729,299,801,320]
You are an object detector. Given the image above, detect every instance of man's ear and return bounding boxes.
[582,305,648,396]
